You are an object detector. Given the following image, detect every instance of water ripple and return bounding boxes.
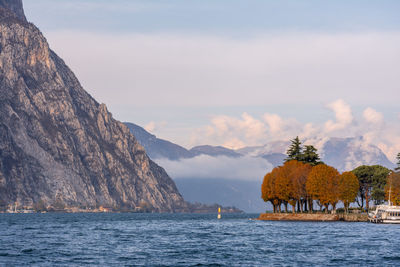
[1,213,400,266]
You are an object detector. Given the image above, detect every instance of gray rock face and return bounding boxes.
[0,0,26,21]
[0,4,186,211]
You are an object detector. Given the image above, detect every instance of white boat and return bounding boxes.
[369,204,400,224]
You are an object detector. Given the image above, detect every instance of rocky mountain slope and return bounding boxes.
[0,1,186,212]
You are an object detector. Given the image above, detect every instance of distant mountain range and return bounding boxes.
[125,123,395,170]
[126,123,396,212]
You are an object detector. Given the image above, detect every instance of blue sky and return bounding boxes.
[25,0,400,34]
[23,0,400,159]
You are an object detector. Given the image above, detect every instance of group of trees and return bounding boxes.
[262,159,359,213]
[262,137,400,213]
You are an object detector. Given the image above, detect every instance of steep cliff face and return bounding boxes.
[0,2,186,211]
[0,0,25,21]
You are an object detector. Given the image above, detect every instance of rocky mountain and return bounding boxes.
[125,122,241,160]
[239,137,395,171]
[321,137,395,171]
[125,122,193,160]
[0,1,186,212]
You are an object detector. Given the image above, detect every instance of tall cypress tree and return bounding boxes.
[285,136,303,162]
[396,153,400,171]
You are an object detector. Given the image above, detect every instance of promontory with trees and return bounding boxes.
[261,137,400,214]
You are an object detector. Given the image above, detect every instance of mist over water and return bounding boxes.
[1,213,399,266]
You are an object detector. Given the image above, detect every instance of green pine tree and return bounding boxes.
[302,145,322,166]
[396,152,400,171]
[285,136,303,162]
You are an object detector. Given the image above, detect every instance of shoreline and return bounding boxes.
[258,213,368,222]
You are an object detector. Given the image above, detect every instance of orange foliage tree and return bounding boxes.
[279,160,312,213]
[338,172,359,213]
[385,172,400,205]
[306,164,340,213]
[262,160,312,213]
[261,168,280,213]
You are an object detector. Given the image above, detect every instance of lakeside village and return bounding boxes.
[260,137,400,221]
[0,200,153,214]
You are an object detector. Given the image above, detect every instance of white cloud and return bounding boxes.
[191,99,400,162]
[144,121,167,133]
[193,113,267,149]
[156,155,272,181]
[324,99,353,132]
[363,107,383,124]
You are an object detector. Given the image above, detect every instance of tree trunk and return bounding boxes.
[309,199,313,213]
[324,204,329,213]
[292,204,295,213]
[331,203,337,214]
[300,200,304,213]
[365,190,370,211]
[304,199,307,212]
[356,195,364,208]
[284,202,288,213]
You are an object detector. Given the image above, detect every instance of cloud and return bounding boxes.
[196,113,267,149]
[324,99,353,132]
[144,121,167,133]
[156,155,273,181]
[192,99,400,162]
[363,107,383,125]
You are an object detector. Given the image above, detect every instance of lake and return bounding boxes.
[1,213,399,266]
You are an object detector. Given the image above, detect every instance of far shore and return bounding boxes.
[258,212,368,222]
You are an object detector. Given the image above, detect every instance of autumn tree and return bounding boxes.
[306,164,340,213]
[395,153,400,171]
[262,170,279,213]
[284,160,312,213]
[274,166,292,212]
[338,172,359,213]
[285,136,302,162]
[352,165,391,210]
[385,172,400,205]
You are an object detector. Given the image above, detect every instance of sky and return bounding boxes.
[23,0,400,161]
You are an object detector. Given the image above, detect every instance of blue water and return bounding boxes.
[1,213,399,266]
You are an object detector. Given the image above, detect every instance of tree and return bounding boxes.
[395,153,400,171]
[352,165,391,210]
[262,170,279,213]
[385,172,400,205]
[284,160,312,213]
[285,136,302,162]
[274,166,291,212]
[302,145,322,166]
[306,164,340,213]
[338,172,359,213]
